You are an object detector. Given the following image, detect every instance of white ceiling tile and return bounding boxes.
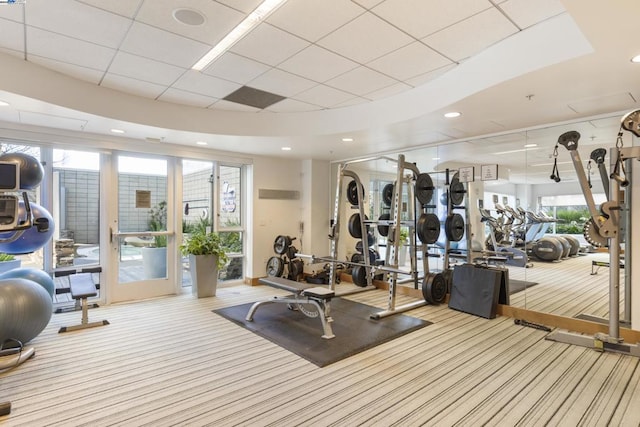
[249,68,318,97]
[211,99,261,113]
[405,63,457,87]
[26,27,115,70]
[158,88,217,108]
[500,0,565,29]
[76,0,143,18]
[109,52,187,86]
[325,66,398,96]
[422,8,518,62]
[367,42,452,81]
[317,12,414,64]
[0,18,24,52]
[277,45,359,83]
[568,93,636,115]
[267,0,364,42]
[28,55,104,84]
[203,52,271,85]
[173,70,241,99]
[230,23,309,66]
[372,0,492,39]
[26,0,132,49]
[351,0,385,9]
[101,74,167,99]
[215,0,263,14]
[136,0,244,45]
[263,98,320,113]
[333,96,369,108]
[0,2,26,21]
[292,85,355,108]
[19,111,87,131]
[120,22,211,68]
[364,82,412,100]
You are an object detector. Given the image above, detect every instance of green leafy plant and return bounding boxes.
[180,228,228,269]
[399,227,410,243]
[148,201,167,248]
[0,253,16,262]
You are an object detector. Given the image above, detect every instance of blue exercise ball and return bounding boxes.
[0,202,55,254]
[0,152,44,190]
[0,267,55,299]
[0,278,53,344]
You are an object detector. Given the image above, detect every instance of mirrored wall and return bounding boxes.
[332,111,635,322]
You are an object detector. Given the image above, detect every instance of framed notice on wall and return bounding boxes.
[136,190,151,208]
[481,164,499,181]
[458,166,474,183]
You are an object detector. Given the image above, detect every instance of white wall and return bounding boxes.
[300,159,332,273]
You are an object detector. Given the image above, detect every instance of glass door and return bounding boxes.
[110,154,176,302]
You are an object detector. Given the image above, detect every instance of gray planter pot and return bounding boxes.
[189,254,218,298]
[141,247,167,279]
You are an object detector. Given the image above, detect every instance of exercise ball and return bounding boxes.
[0,267,55,299]
[0,278,53,344]
[0,202,55,254]
[0,152,44,190]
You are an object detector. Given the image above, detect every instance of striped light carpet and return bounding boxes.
[2,254,639,426]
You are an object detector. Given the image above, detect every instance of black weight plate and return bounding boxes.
[415,173,434,205]
[444,213,465,242]
[377,213,390,236]
[351,265,368,287]
[273,235,291,255]
[266,256,284,277]
[382,183,394,207]
[422,272,447,304]
[351,253,364,263]
[288,259,304,281]
[286,245,298,261]
[449,174,466,206]
[354,231,375,253]
[346,180,364,206]
[347,213,368,238]
[417,213,440,244]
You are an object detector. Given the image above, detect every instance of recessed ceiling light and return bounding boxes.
[281,146,291,151]
[0,100,9,107]
[524,143,538,148]
[196,141,208,146]
[342,137,354,142]
[444,111,461,118]
[631,54,640,63]
[110,128,125,134]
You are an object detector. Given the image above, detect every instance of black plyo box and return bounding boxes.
[448,264,509,319]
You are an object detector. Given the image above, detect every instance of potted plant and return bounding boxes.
[0,253,20,274]
[141,201,168,279]
[180,227,228,298]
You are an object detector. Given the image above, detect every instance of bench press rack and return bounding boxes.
[248,276,335,339]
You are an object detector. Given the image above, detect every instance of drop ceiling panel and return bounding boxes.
[26,0,132,49]
[325,66,398,96]
[292,84,355,108]
[158,88,217,108]
[372,0,492,39]
[367,41,452,81]
[75,0,143,18]
[405,63,457,86]
[500,0,566,29]
[277,45,359,83]
[109,52,186,86]
[423,8,518,62]
[135,0,243,45]
[0,3,25,21]
[267,0,364,42]
[351,0,385,9]
[28,56,104,84]
[101,74,167,99]
[365,82,412,100]
[215,0,263,14]
[230,23,309,66]
[317,12,414,64]
[173,70,241,99]
[119,22,210,68]
[26,27,115,70]
[249,68,317,98]
[203,52,270,85]
[212,99,261,112]
[0,18,24,52]
[568,93,636,115]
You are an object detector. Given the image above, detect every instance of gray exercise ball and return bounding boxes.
[0,278,53,344]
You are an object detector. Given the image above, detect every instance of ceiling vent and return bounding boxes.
[222,86,286,109]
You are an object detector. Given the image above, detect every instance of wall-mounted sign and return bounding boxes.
[222,181,236,213]
[458,166,475,183]
[136,190,151,208]
[481,164,499,181]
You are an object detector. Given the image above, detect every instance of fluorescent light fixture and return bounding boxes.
[631,54,640,63]
[341,137,354,142]
[192,0,288,71]
[432,157,440,160]
[281,146,291,151]
[523,143,538,148]
[529,161,572,167]
[110,128,125,134]
[492,146,540,155]
[444,111,461,118]
[0,100,9,107]
[196,141,208,146]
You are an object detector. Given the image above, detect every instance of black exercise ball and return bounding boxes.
[0,152,44,190]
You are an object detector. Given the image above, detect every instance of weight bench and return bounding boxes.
[247,276,335,339]
[56,268,109,333]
